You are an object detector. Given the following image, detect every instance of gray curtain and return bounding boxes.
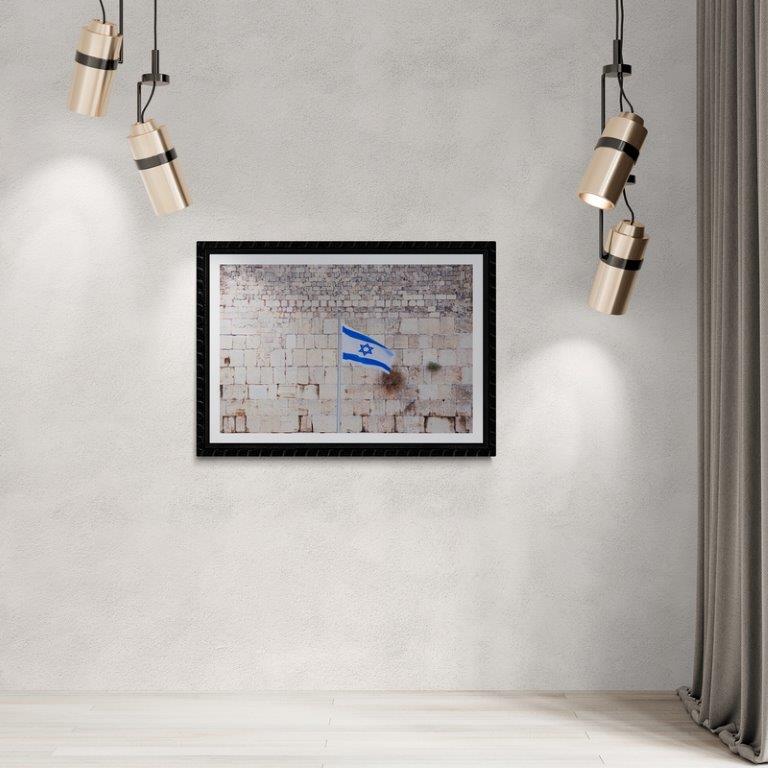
[677,0,768,762]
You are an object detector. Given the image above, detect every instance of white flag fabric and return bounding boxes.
[340,324,395,373]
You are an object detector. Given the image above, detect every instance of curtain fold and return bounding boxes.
[677,0,768,762]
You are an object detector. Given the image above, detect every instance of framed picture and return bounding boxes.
[197,242,495,456]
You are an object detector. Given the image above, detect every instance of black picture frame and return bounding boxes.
[197,241,496,457]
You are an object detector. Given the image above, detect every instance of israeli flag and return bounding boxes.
[341,325,395,373]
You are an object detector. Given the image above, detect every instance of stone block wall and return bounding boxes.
[219,264,473,434]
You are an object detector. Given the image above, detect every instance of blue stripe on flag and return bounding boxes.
[342,352,393,373]
[341,325,394,356]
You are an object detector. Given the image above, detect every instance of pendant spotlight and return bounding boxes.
[68,0,190,216]
[577,0,648,315]
[128,0,190,216]
[588,220,648,314]
[128,50,191,216]
[577,111,646,210]
[68,1,123,117]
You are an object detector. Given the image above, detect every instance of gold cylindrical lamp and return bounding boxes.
[588,219,648,315]
[128,120,191,216]
[577,112,647,210]
[68,19,123,117]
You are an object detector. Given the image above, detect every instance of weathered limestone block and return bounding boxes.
[457,349,473,366]
[456,400,472,416]
[395,415,425,433]
[453,384,472,402]
[342,415,362,432]
[318,384,336,400]
[392,335,408,349]
[426,416,454,433]
[415,399,457,417]
[297,383,319,400]
[234,367,246,385]
[418,383,438,399]
[364,415,395,433]
[456,415,472,433]
[222,384,247,401]
[279,415,299,432]
[312,414,336,433]
[220,367,235,386]
[419,318,441,334]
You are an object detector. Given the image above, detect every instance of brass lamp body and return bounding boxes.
[128,120,191,216]
[68,19,123,117]
[588,220,649,315]
[577,112,647,210]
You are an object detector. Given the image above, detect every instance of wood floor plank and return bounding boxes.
[0,691,742,767]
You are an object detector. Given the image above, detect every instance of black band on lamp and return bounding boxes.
[601,252,643,271]
[595,136,640,162]
[134,148,178,170]
[75,51,120,70]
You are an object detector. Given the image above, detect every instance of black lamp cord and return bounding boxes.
[98,0,106,23]
[615,0,636,223]
[138,0,158,123]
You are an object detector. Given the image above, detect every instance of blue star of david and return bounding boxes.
[359,343,374,356]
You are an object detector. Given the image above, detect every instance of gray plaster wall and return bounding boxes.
[0,1,697,689]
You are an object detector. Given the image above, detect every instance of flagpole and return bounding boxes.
[336,313,341,433]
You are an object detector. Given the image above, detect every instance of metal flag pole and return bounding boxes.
[336,313,341,433]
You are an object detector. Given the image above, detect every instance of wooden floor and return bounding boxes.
[0,691,742,767]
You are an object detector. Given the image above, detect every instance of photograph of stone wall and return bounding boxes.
[219,263,473,434]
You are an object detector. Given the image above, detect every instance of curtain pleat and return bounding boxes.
[678,0,767,762]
